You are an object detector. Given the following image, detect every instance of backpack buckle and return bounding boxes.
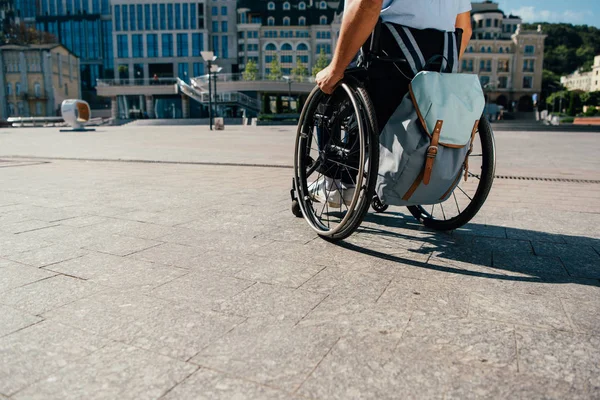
[426,146,438,158]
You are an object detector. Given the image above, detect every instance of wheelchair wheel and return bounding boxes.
[371,195,389,213]
[293,81,378,241]
[407,118,496,231]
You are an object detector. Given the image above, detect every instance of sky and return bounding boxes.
[496,0,599,27]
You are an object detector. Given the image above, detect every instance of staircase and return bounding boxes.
[177,78,260,113]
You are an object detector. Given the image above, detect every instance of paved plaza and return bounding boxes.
[0,125,599,399]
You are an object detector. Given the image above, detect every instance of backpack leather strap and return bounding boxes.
[423,120,443,185]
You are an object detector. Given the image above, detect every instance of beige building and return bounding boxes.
[460,2,546,111]
[561,55,600,92]
[0,44,80,119]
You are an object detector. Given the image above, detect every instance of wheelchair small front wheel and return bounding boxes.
[293,81,379,241]
[371,195,389,213]
[291,200,302,218]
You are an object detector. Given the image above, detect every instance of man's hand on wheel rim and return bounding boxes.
[316,65,344,95]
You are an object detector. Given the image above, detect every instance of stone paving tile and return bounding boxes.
[471,237,534,256]
[9,224,79,244]
[0,261,56,293]
[4,243,88,268]
[453,224,507,239]
[469,291,571,331]
[297,331,456,400]
[45,252,187,289]
[300,267,391,302]
[86,218,177,240]
[191,319,339,392]
[150,272,254,309]
[58,215,108,227]
[160,228,271,254]
[162,368,295,400]
[116,210,201,226]
[12,341,197,400]
[505,227,567,244]
[233,255,325,289]
[0,305,42,338]
[561,298,600,336]
[492,253,568,278]
[0,219,56,234]
[82,233,161,257]
[0,232,53,256]
[516,327,600,391]
[377,278,470,318]
[0,275,104,315]
[215,283,327,322]
[298,295,412,336]
[397,314,518,371]
[532,242,600,279]
[0,320,108,396]
[129,242,205,268]
[43,290,172,337]
[444,365,588,399]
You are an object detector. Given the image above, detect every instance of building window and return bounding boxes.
[480,76,490,87]
[152,4,159,29]
[523,59,535,72]
[212,6,217,15]
[267,17,275,26]
[212,21,218,32]
[494,19,499,27]
[283,17,290,26]
[193,62,204,76]
[160,4,166,29]
[499,47,503,53]
[129,4,136,30]
[222,36,228,58]
[268,2,275,10]
[178,62,189,80]
[114,5,121,31]
[316,44,331,54]
[15,83,20,96]
[190,3,197,29]
[192,33,204,56]
[117,34,128,58]
[320,15,327,25]
[34,82,41,97]
[175,3,181,29]
[221,6,227,15]
[281,55,292,63]
[212,36,219,57]
[8,103,14,116]
[320,1,327,9]
[145,4,151,30]
[162,33,173,57]
[299,17,306,26]
[36,102,42,116]
[222,21,228,32]
[283,2,290,10]
[122,4,128,30]
[479,59,491,72]
[64,84,68,96]
[18,102,24,115]
[524,45,535,55]
[177,33,189,57]
[480,46,485,53]
[498,76,508,89]
[485,19,491,27]
[299,1,306,10]
[147,34,158,57]
[183,4,189,29]
[167,3,173,29]
[297,43,308,51]
[523,76,533,89]
[132,34,143,57]
[461,59,473,72]
[498,60,509,72]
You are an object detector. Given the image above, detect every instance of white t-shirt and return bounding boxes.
[380,0,472,32]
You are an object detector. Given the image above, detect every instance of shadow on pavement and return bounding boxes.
[336,211,600,287]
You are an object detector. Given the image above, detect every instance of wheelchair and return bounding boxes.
[290,26,496,241]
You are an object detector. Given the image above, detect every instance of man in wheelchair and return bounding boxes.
[308,0,473,207]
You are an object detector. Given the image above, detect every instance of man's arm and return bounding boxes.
[316,0,383,94]
[455,11,472,60]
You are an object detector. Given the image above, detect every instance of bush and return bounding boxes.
[584,106,598,116]
[561,117,574,123]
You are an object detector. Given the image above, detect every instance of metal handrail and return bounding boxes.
[96,78,178,86]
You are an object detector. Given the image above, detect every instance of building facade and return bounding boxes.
[0,43,80,119]
[561,55,600,92]
[236,0,340,76]
[460,1,546,111]
[34,0,113,108]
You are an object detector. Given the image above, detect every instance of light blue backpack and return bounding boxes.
[375,70,486,206]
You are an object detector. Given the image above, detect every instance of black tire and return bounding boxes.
[407,117,496,231]
[371,195,389,213]
[293,80,379,241]
[291,200,302,218]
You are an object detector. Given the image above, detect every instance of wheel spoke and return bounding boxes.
[440,202,447,220]
[457,186,473,201]
[453,191,461,214]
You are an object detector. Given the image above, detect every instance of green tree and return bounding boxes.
[312,49,329,77]
[567,91,583,116]
[242,59,258,81]
[292,63,308,80]
[267,58,283,80]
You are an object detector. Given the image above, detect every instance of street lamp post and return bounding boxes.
[201,51,217,130]
[211,64,222,119]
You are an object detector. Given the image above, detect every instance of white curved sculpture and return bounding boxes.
[61,99,91,130]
